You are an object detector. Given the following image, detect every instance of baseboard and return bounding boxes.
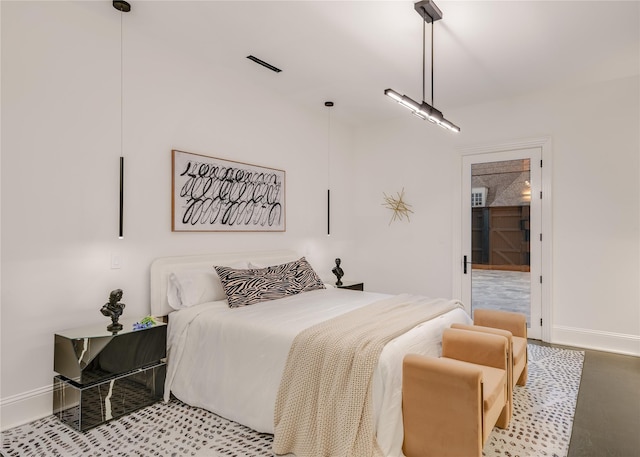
[552,325,640,356]
[0,383,53,431]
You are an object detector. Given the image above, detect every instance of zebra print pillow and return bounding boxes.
[214,257,325,308]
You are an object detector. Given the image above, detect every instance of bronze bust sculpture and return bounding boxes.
[332,258,344,286]
[100,289,125,332]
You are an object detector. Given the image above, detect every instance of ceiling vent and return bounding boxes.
[246,55,282,73]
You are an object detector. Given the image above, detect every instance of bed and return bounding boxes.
[150,250,471,457]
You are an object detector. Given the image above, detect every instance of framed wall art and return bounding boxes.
[172,150,286,232]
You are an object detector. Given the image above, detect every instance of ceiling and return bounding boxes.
[129,1,640,126]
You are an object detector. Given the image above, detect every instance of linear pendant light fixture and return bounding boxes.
[113,0,130,238]
[384,0,460,132]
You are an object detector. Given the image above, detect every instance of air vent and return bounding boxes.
[246,55,282,73]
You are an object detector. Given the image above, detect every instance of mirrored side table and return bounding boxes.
[336,281,364,291]
[53,318,167,431]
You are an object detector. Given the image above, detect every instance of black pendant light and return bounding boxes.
[385,0,460,132]
[325,101,333,236]
[113,1,130,238]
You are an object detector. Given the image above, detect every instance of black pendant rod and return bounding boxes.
[327,189,331,236]
[119,157,124,239]
[421,9,436,106]
[422,18,426,103]
[431,15,434,106]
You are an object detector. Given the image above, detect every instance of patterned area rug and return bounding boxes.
[1,344,583,457]
[483,344,584,457]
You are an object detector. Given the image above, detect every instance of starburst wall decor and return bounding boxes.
[382,188,414,225]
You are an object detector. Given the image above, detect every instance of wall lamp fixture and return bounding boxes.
[385,0,460,133]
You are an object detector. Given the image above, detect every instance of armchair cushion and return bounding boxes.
[480,364,508,412]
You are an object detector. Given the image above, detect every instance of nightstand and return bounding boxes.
[53,318,166,431]
[336,281,364,291]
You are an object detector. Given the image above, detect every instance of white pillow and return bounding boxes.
[248,261,285,269]
[167,261,248,310]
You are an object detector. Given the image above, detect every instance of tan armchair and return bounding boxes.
[469,308,528,386]
[450,323,515,427]
[451,309,528,430]
[402,328,509,457]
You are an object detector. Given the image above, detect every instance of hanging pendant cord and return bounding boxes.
[422,16,426,102]
[326,103,332,236]
[120,11,124,158]
[421,10,435,105]
[431,16,434,106]
[327,107,331,187]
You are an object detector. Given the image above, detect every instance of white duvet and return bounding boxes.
[164,287,471,457]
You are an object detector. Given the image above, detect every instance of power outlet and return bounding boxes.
[111,253,122,269]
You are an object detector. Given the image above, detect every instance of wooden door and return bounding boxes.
[489,206,530,271]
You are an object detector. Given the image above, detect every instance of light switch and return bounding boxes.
[111,253,122,269]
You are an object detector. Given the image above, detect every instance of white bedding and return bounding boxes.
[164,287,471,457]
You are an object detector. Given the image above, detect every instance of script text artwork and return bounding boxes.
[178,160,283,228]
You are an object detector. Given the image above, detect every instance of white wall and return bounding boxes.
[351,118,460,298]
[353,75,640,356]
[0,1,356,429]
[2,0,639,431]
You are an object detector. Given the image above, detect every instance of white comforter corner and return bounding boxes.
[164,288,471,457]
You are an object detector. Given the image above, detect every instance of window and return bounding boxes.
[471,187,487,207]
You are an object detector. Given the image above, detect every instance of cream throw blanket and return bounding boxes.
[273,294,462,457]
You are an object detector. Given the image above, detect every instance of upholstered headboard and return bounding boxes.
[149,249,300,317]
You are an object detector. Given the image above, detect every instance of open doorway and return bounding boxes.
[471,159,532,325]
[461,148,542,340]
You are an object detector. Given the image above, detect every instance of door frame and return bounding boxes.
[452,137,553,342]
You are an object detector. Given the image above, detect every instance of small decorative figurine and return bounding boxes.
[100,289,126,332]
[332,258,344,286]
[133,316,157,330]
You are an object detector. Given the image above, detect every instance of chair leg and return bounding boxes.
[517,364,528,386]
[495,400,510,429]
